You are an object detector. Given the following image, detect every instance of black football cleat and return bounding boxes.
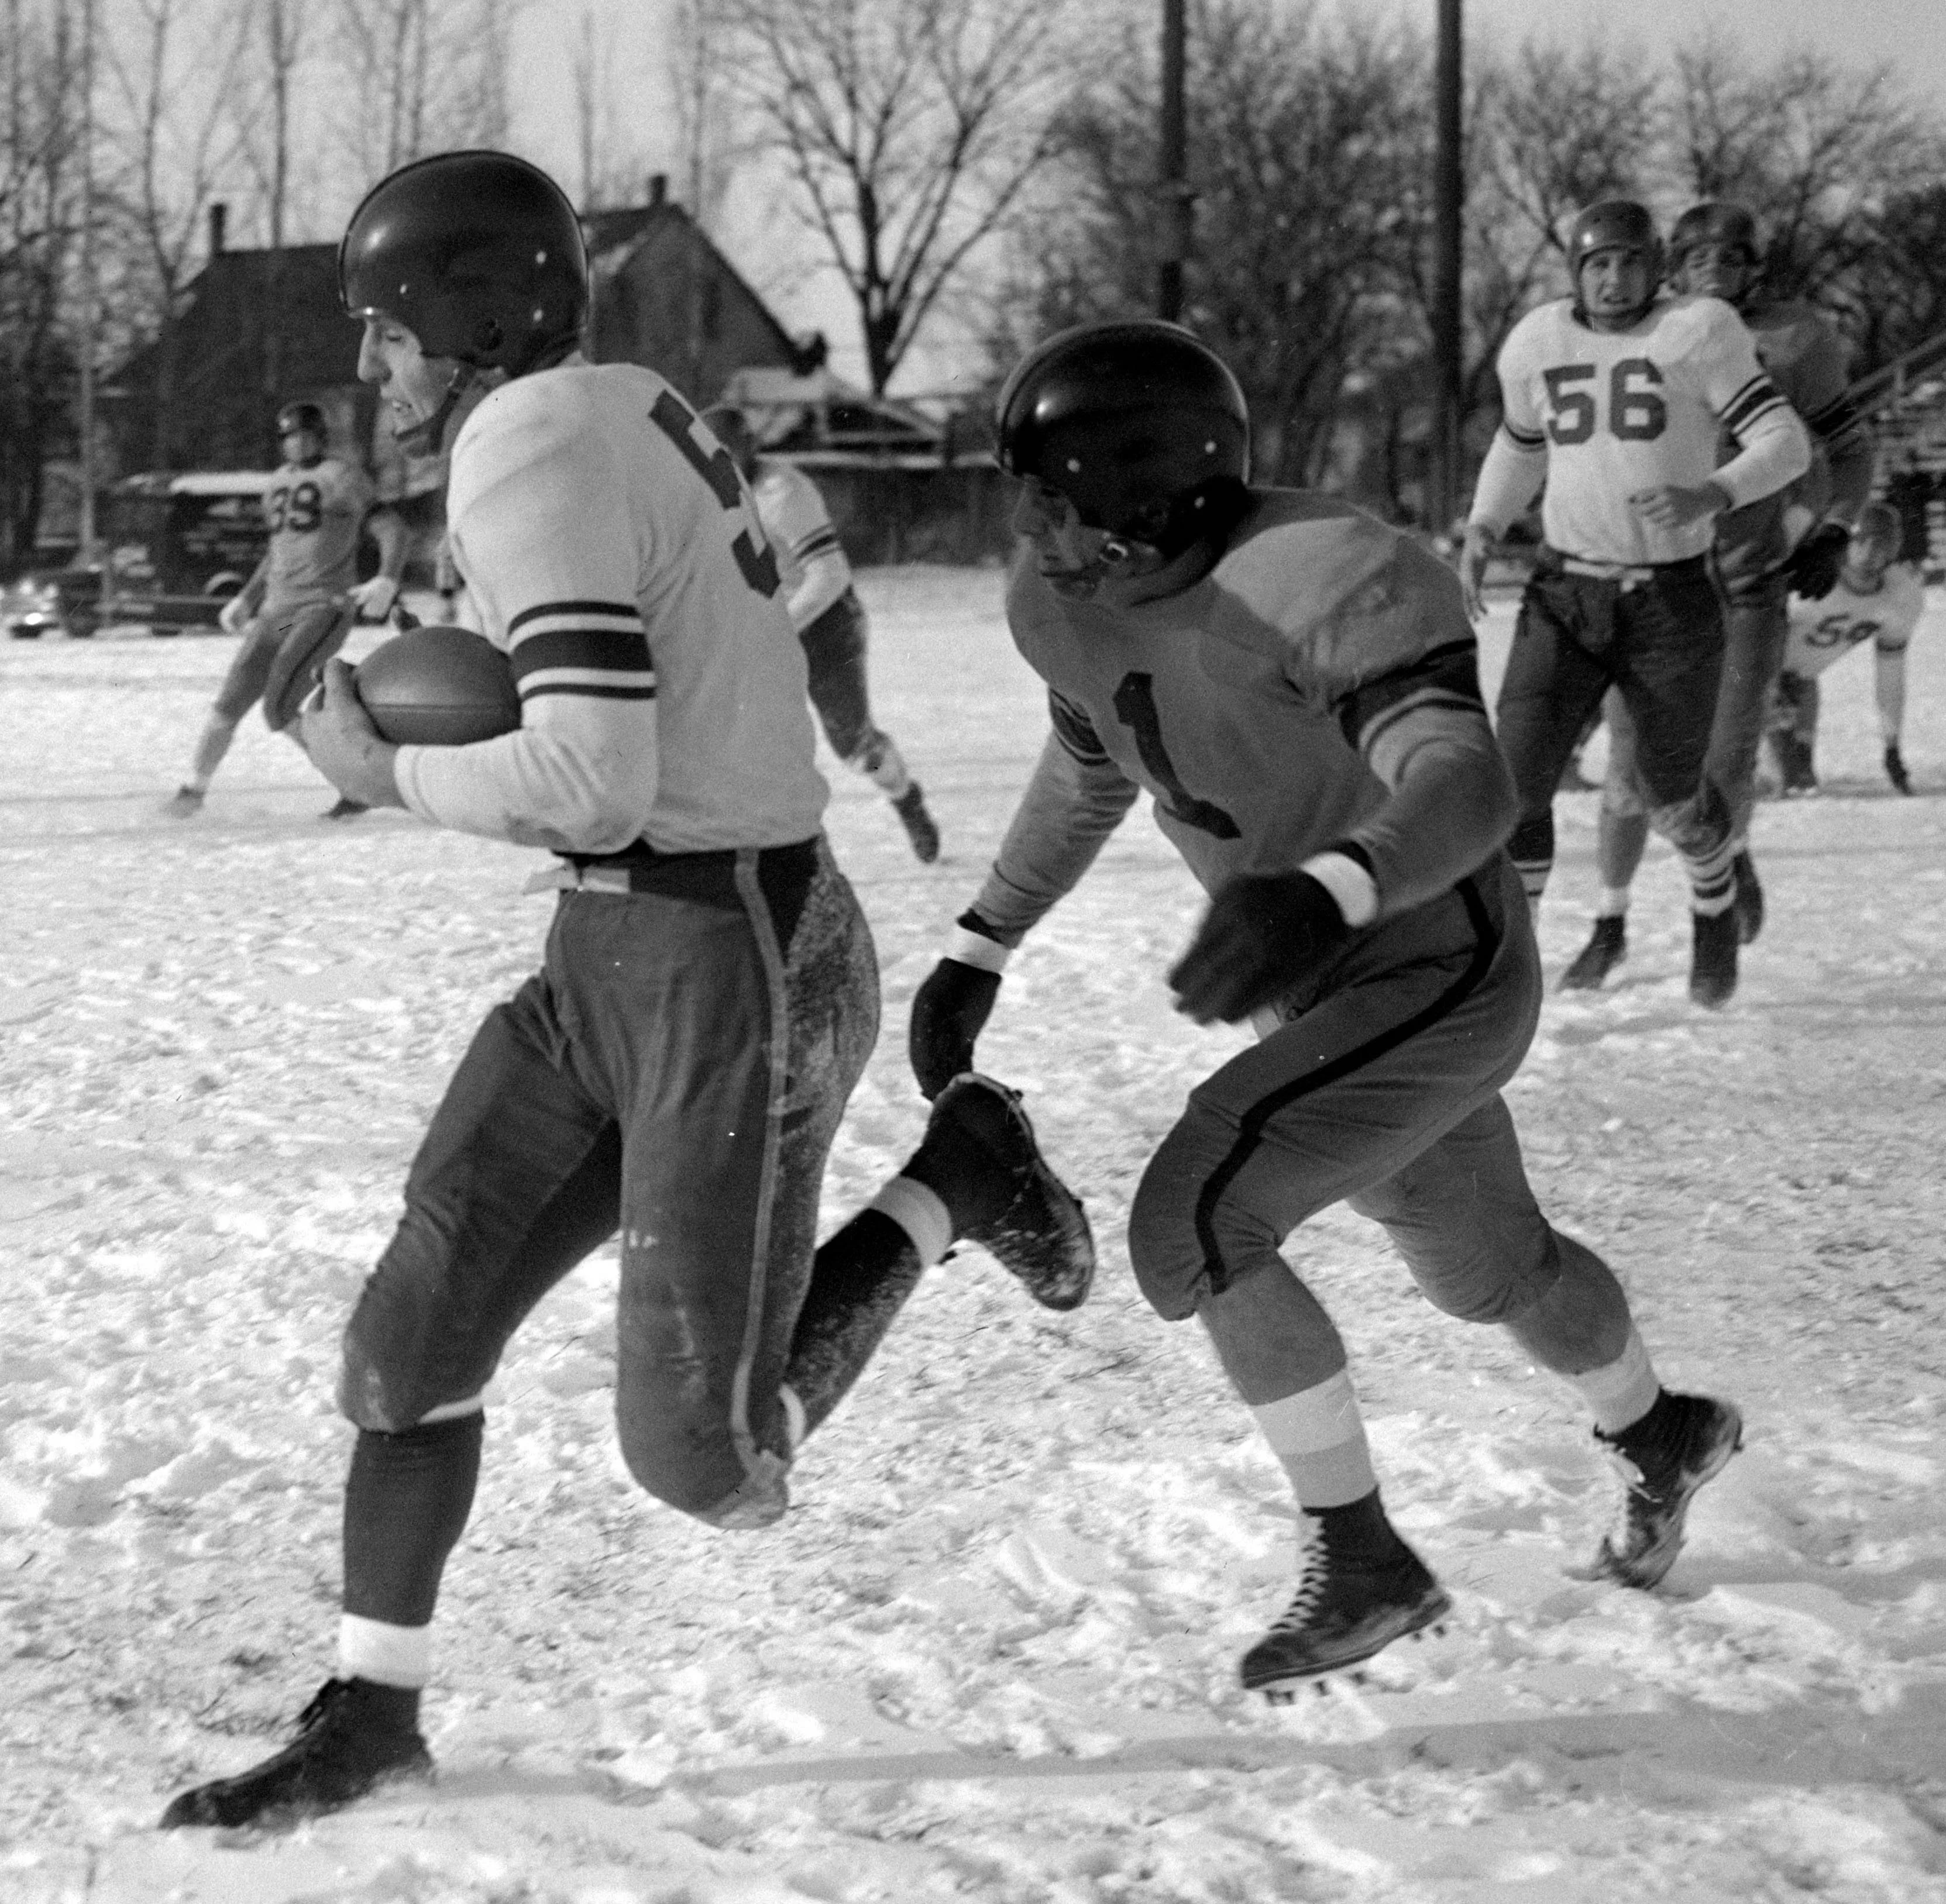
[1577,1392,1744,1590]
[1730,852,1764,945]
[1688,907,1738,1008]
[1885,744,1912,795]
[159,1678,431,1829]
[1560,914,1627,991]
[1242,1531,1452,1695]
[892,783,941,863]
[321,797,371,821]
[164,785,206,819]
[909,1074,1094,1310]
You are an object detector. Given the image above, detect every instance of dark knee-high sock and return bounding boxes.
[341,1413,483,1695]
[785,1210,926,1435]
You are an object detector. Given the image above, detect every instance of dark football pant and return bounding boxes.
[1129,858,1572,1337]
[1601,568,1789,843]
[1495,555,1732,901]
[800,590,902,779]
[338,837,879,1521]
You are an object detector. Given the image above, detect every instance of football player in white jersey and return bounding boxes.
[1460,199,1811,1007]
[1768,501,1924,794]
[1566,201,1878,990]
[160,151,1095,1831]
[701,406,941,862]
[912,321,1741,1698]
[164,401,406,819]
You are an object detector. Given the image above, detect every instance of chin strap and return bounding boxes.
[396,364,477,456]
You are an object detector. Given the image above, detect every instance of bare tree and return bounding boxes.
[669,0,745,239]
[716,0,1073,394]
[331,0,513,184]
[1,0,87,566]
[999,0,1426,487]
[102,0,251,467]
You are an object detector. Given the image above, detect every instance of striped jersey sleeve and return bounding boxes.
[506,600,656,706]
[754,464,852,633]
[392,380,662,856]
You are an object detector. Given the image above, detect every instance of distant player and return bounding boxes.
[165,401,405,820]
[913,320,1742,1697]
[1567,201,1876,989]
[160,151,1092,1831]
[1768,501,1923,794]
[702,405,941,862]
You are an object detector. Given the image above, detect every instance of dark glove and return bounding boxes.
[1785,522,1851,602]
[909,958,1002,1100]
[1168,872,1352,1025]
[1886,743,1912,794]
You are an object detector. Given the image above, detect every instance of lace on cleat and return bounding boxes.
[916,1074,1095,1310]
[159,1677,431,1829]
[1242,1535,1452,1696]
[1560,915,1627,991]
[892,783,941,863]
[1577,1392,1744,1590]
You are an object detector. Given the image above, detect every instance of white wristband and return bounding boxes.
[1300,851,1379,928]
[948,927,1012,973]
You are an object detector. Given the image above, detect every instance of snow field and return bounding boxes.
[0,569,1943,1902]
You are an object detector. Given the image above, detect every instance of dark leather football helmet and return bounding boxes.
[338,149,587,375]
[996,320,1250,555]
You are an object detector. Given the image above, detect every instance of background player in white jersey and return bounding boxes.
[1460,199,1811,1007]
[701,405,941,862]
[1567,200,1878,990]
[165,401,405,819]
[1768,501,1924,794]
[160,151,1094,1831]
[911,320,1741,1696]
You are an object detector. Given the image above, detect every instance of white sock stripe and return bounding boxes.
[869,1176,953,1267]
[339,1614,431,1689]
[1565,1328,1661,1434]
[1250,1370,1367,1456]
[779,1382,806,1453]
[947,928,1012,973]
[418,1393,486,1423]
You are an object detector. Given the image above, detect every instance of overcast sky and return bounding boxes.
[496,0,1946,394]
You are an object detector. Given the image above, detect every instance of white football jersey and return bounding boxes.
[1495,295,1795,565]
[394,361,827,858]
[1782,563,1926,680]
[750,462,852,635]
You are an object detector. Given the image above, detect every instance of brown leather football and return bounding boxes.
[353,625,521,746]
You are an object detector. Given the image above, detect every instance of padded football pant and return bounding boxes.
[1129,858,1579,1383]
[338,836,879,1521]
[210,597,335,722]
[800,590,908,788]
[1600,567,1789,844]
[1495,555,1732,903]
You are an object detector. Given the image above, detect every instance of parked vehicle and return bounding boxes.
[4,471,273,638]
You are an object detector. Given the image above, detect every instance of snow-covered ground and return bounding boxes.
[2,569,1944,1904]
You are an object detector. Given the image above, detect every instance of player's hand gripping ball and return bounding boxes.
[353,624,521,745]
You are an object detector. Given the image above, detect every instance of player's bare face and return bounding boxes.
[1579,247,1657,331]
[280,428,322,469]
[1675,243,1755,306]
[1842,535,1897,593]
[1012,480,1126,598]
[358,318,456,434]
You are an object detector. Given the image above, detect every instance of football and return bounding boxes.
[354,624,521,746]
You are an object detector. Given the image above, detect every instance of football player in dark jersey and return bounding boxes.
[912,320,1743,1698]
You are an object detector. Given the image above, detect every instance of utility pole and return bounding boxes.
[1430,0,1464,536]
[78,0,99,566]
[1158,0,1188,321]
